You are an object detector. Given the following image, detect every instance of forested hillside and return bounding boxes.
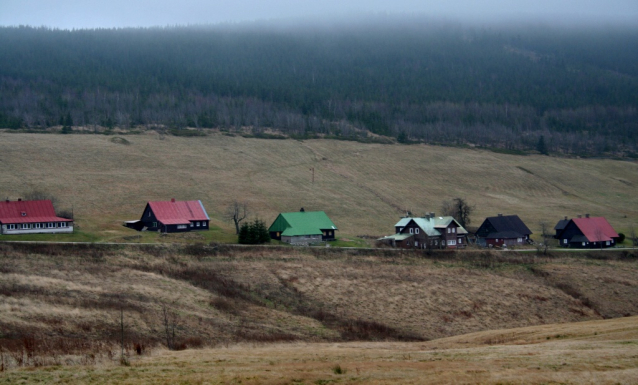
[1,18,637,156]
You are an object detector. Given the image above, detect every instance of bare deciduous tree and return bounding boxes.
[537,221,552,255]
[225,201,249,235]
[441,197,474,228]
[160,303,179,351]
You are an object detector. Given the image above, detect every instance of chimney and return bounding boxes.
[430,212,435,218]
[424,213,430,219]
[300,207,305,212]
[171,198,175,203]
[564,216,568,220]
[498,213,503,217]
[18,198,22,202]
[585,213,590,218]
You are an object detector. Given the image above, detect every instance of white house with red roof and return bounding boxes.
[125,198,210,233]
[0,199,73,235]
[555,214,619,248]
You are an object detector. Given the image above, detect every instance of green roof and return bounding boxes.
[378,233,413,241]
[394,216,469,236]
[268,211,337,237]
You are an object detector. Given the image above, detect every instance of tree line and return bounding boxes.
[1,20,637,156]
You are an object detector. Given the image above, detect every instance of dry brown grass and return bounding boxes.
[1,245,637,372]
[0,132,637,241]
[2,316,637,384]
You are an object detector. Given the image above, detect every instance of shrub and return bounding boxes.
[332,364,346,374]
[238,219,271,244]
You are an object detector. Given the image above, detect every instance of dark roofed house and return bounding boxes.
[125,198,210,233]
[0,199,73,235]
[475,214,532,247]
[556,215,619,248]
[268,209,337,245]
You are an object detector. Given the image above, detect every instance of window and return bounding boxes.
[148,211,151,217]
[447,240,457,246]
[35,223,41,229]
[8,224,15,230]
[582,242,586,246]
[177,224,188,229]
[415,241,419,247]
[415,228,419,234]
[153,222,158,228]
[606,241,610,246]
[517,238,522,243]
[60,222,67,228]
[399,227,404,232]
[564,239,567,244]
[409,228,413,234]
[323,231,327,236]
[190,222,194,227]
[458,238,462,243]
[196,222,200,227]
[452,227,456,233]
[447,228,451,233]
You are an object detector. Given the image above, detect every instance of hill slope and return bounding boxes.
[1,243,637,382]
[1,21,638,155]
[0,132,636,241]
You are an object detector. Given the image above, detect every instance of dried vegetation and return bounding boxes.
[1,243,637,376]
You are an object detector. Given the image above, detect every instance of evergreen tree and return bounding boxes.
[536,135,549,155]
[238,222,250,244]
[238,219,270,244]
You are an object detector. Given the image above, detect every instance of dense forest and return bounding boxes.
[1,18,637,156]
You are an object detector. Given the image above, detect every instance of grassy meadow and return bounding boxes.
[0,131,637,243]
[2,314,637,384]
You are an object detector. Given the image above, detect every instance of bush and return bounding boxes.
[617,233,626,243]
[238,219,271,244]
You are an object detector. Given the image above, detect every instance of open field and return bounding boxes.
[2,315,637,384]
[1,244,637,369]
[1,132,637,243]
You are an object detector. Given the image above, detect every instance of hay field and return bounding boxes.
[2,315,637,384]
[1,132,637,241]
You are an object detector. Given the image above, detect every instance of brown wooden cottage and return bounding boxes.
[379,212,468,249]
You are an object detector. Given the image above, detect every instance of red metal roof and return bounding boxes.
[0,200,72,224]
[148,200,210,225]
[572,217,619,242]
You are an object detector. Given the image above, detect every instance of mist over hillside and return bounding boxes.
[1,18,637,156]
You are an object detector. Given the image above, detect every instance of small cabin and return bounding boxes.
[125,199,210,233]
[475,214,532,247]
[268,209,337,245]
[555,215,618,248]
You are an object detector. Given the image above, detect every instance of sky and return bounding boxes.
[1,0,637,29]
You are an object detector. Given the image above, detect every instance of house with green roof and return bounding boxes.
[268,209,338,245]
[379,212,468,249]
